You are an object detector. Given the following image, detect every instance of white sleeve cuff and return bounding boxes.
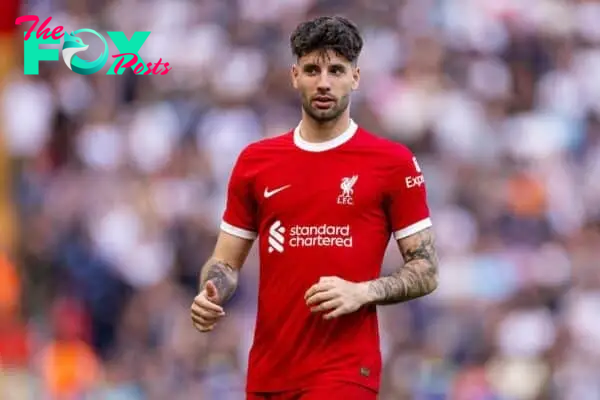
[393,218,432,240]
[220,221,257,240]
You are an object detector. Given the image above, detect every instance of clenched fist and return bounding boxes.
[190,281,225,332]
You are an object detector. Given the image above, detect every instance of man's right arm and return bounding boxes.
[202,144,257,303]
[199,230,254,304]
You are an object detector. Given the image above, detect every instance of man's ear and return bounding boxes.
[291,64,299,89]
[352,66,360,91]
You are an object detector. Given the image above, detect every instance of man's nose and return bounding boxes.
[316,71,331,91]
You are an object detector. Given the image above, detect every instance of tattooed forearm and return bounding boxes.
[199,259,239,304]
[366,228,439,305]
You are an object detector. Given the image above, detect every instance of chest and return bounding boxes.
[252,154,386,223]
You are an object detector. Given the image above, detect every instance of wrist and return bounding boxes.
[356,281,374,306]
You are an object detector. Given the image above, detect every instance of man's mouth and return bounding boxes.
[312,96,335,109]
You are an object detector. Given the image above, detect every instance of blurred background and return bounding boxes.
[0,0,599,399]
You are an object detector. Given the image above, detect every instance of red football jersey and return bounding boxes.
[221,120,432,393]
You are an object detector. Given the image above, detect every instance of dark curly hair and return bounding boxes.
[290,16,363,65]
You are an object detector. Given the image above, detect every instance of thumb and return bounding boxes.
[205,280,219,301]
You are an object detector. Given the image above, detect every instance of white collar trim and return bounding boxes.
[293,119,358,152]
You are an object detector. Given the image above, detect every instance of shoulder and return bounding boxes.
[236,130,294,163]
[355,127,416,167]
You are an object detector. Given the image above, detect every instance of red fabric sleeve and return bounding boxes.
[220,148,258,239]
[385,150,432,239]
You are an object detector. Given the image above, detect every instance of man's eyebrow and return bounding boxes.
[302,63,347,69]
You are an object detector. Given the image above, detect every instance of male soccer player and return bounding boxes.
[190,16,439,400]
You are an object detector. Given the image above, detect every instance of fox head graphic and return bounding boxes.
[62,32,89,70]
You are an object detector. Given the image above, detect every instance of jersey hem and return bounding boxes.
[220,221,257,240]
[393,217,432,239]
[246,377,379,394]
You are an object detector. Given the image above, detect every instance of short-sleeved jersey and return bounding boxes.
[221,120,432,394]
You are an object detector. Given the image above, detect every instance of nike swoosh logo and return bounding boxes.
[264,185,291,198]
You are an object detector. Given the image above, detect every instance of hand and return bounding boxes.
[190,281,225,332]
[304,276,369,320]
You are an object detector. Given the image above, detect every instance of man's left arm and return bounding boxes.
[304,227,439,318]
[363,227,438,305]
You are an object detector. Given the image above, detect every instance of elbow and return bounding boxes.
[428,276,439,295]
[423,269,439,297]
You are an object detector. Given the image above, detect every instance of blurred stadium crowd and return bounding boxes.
[0,0,599,399]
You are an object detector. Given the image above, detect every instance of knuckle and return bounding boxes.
[194,293,205,303]
[196,308,206,317]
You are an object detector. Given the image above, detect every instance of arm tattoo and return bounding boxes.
[200,259,239,304]
[367,228,439,305]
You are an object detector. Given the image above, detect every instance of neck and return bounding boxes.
[298,111,351,143]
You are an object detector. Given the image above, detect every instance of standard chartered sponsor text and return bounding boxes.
[289,224,353,248]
